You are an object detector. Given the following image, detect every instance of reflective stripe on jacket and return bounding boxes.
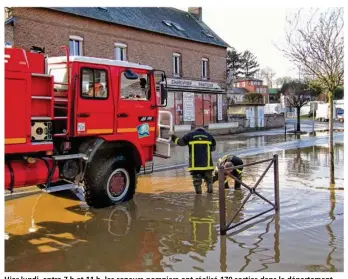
[172,128,216,171]
[213,154,243,176]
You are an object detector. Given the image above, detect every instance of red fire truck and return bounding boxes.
[4,45,173,208]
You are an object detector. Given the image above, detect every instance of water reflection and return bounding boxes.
[5,144,344,272]
[220,213,280,272]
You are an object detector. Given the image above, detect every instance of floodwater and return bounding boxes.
[5,143,344,272]
[155,133,303,168]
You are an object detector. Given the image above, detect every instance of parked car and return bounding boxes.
[337,108,344,123]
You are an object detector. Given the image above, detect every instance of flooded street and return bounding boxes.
[5,142,344,272]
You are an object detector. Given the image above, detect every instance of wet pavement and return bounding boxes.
[5,143,344,272]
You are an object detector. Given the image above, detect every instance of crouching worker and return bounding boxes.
[168,125,216,194]
[212,155,244,190]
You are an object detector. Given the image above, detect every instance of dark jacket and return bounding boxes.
[212,154,244,178]
[172,128,216,171]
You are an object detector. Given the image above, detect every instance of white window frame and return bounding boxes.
[114,43,127,61]
[173,53,181,77]
[69,35,83,56]
[202,58,208,80]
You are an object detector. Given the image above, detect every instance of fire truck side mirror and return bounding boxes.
[160,83,167,105]
[159,73,168,105]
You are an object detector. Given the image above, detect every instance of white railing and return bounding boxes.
[157,110,173,143]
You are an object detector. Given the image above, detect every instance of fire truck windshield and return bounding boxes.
[120,71,150,101]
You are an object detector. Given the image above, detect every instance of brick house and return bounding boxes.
[233,77,270,104]
[4,7,230,131]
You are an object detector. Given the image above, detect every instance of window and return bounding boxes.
[81,68,108,99]
[242,82,245,87]
[173,53,181,77]
[203,31,215,38]
[115,43,127,61]
[49,67,68,91]
[202,58,209,79]
[69,35,83,56]
[172,22,185,31]
[163,20,172,26]
[120,70,150,101]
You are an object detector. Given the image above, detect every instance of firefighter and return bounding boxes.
[168,125,216,194]
[212,154,244,190]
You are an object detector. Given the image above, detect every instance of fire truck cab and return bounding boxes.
[5,46,173,208]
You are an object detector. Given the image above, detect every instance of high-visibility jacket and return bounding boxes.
[172,128,216,171]
[213,154,244,177]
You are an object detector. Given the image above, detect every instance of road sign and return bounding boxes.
[310,102,318,111]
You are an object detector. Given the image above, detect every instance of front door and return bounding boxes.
[76,64,114,136]
[116,68,157,149]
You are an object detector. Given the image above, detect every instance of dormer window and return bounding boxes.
[172,23,185,31]
[163,20,172,26]
[202,31,214,38]
[162,20,185,31]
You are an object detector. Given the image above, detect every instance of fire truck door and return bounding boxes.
[116,70,157,146]
[76,66,114,136]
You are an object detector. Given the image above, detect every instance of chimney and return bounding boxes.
[188,7,202,21]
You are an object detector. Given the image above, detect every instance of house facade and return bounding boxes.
[233,77,269,104]
[5,7,230,130]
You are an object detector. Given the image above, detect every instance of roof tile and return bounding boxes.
[47,7,229,48]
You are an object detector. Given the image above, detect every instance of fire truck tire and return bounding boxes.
[84,156,136,208]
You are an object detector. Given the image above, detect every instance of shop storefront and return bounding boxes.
[162,78,228,130]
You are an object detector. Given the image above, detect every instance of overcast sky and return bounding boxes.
[174,6,301,80]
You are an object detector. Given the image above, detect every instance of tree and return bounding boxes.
[261,67,276,87]
[244,93,264,104]
[280,80,316,131]
[226,47,243,87]
[240,50,259,77]
[226,48,243,78]
[279,8,343,185]
[334,86,344,100]
[275,76,293,88]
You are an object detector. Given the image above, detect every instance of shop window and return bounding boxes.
[81,68,108,99]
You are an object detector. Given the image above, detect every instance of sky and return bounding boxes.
[173,6,300,80]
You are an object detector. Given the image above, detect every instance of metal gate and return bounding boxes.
[218,154,280,235]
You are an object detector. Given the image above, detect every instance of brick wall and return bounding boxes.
[10,8,227,83]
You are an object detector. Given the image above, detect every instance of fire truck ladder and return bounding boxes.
[52,46,72,138]
[41,46,87,193]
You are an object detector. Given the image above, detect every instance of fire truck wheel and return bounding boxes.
[84,156,136,208]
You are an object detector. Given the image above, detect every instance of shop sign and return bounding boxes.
[217,94,223,121]
[167,78,222,91]
[183,92,195,121]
